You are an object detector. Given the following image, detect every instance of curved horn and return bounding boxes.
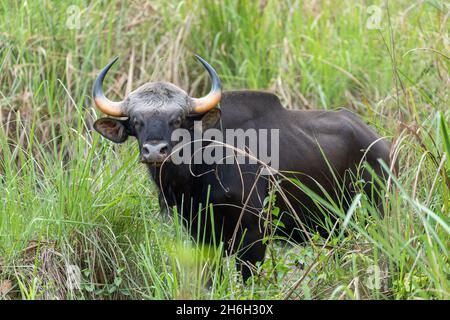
[93,57,125,117]
[190,54,222,113]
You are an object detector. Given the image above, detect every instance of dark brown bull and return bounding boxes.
[93,55,392,281]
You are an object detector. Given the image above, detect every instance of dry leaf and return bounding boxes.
[0,280,12,296]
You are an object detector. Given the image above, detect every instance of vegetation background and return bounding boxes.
[0,0,448,299]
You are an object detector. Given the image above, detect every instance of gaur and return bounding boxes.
[92,55,391,281]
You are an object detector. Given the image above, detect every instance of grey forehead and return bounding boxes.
[124,82,190,114]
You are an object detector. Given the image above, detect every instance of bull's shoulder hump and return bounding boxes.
[221,90,284,113]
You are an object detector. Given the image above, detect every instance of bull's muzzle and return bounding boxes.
[140,142,169,165]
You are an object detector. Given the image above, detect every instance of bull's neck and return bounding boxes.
[147,162,195,208]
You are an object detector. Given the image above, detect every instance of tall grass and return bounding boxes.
[0,0,448,299]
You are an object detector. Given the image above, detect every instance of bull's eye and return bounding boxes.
[134,118,142,130]
[171,116,182,128]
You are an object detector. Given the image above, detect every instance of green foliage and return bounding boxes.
[0,0,449,299]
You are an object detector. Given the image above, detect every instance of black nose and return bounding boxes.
[140,142,169,163]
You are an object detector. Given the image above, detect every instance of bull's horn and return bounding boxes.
[190,54,222,113]
[93,57,125,117]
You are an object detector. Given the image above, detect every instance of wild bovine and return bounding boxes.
[93,55,392,281]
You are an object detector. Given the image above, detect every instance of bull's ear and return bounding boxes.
[93,118,130,143]
[200,107,221,130]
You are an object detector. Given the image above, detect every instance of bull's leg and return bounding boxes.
[236,229,266,282]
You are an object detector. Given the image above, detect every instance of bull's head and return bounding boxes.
[93,55,221,166]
